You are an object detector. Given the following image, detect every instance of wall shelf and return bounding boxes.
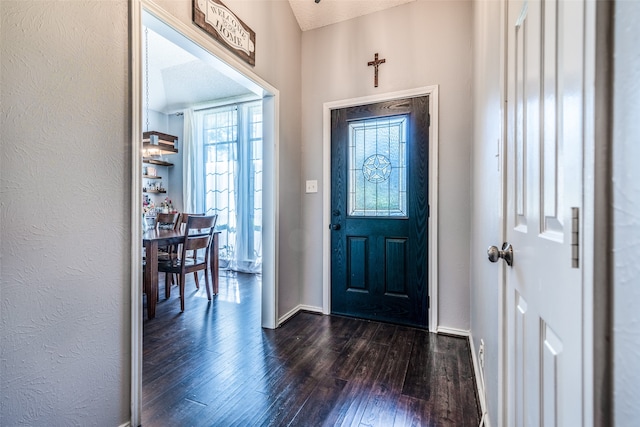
[142,133,173,204]
[143,131,178,155]
[143,158,174,167]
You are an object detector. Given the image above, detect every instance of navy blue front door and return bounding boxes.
[330,96,429,328]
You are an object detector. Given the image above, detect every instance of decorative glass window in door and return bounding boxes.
[348,115,407,217]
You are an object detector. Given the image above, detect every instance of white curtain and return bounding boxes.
[184,103,262,274]
[182,108,204,215]
[232,103,262,273]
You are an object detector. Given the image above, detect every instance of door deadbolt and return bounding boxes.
[487,242,513,267]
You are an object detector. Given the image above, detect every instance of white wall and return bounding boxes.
[300,0,473,330]
[613,0,640,423]
[470,0,502,423]
[144,109,180,210]
[0,0,302,424]
[168,114,185,212]
[1,1,130,424]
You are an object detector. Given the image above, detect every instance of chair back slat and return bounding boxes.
[155,212,180,230]
[184,235,210,252]
[178,213,204,233]
[186,214,215,232]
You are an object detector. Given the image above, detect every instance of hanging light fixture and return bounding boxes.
[142,26,178,158]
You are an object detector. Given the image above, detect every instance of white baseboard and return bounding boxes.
[277,304,323,326]
[435,326,470,337]
[298,304,323,314]
[118,422,131,427]
[469,335,491,427]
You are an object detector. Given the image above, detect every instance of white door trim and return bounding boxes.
[130,1,280,425]
[498,0,509,424]
[322,86,439,330]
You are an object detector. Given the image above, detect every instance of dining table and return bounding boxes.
[143,228,220,319]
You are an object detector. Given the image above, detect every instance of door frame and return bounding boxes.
[321,86,439,330]
[130,1,280,425]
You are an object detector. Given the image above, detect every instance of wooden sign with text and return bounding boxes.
[193,0,256,66]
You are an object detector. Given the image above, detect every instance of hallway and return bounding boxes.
[143,272,480,426]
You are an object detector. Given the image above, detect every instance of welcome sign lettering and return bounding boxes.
[193,0,256,66]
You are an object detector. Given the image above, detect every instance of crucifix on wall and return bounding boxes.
[367,53,386,88]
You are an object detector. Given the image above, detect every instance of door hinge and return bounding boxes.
[427,113,431,128]
[571,207,579,268]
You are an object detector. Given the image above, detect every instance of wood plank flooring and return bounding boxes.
[143,271,480,426]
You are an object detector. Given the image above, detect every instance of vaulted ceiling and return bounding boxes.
[146,0,417,113]
[288,0,416,31]
[145,28,254,113]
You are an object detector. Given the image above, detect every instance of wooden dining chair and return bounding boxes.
[153,212,181,269]
[165,213,205,297]
[142,212,179,288]
[158,214,217,312]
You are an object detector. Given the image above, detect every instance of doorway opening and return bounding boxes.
[131,2,279,424]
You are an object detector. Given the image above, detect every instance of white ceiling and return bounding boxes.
[145,28,254,113]
[288,0,416,31]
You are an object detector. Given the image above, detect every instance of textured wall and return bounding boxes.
[300,0,473,330]
[613,0,640,423]
[1,0,304,423]
[470,0,502,423]
[0,1,130,425]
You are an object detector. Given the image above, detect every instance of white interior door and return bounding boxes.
[503,0,587,425]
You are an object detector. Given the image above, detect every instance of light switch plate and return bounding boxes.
[305,180,318,193]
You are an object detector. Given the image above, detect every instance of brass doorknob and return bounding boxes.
[487,242,513,267]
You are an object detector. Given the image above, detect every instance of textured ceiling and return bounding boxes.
[145,28,254,113]
[288,0,416,31]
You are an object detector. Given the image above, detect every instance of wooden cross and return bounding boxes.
[367,53,386,88]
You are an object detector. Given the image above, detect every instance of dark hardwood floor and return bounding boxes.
[143,271,480,426]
